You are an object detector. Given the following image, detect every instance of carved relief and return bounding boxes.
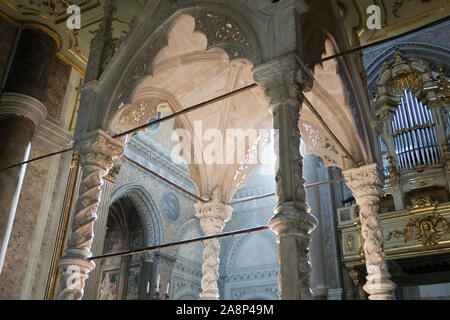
[57,130,125,300]
[195,11,250,61]
[346,234,355,252]
[300,123,341,167]
[386,70,423,96]
[387,214,449,247]
[195,202,232,300]
[343,164,396,299]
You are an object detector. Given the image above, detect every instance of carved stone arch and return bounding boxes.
[101,3,262,130]
[110,184,164,247]
[193,8,261,63]
[109,85,206,197]
[300,37,368,170]
[219,211,276,275]
[220,231,277,276]
[172,214,203,258]
[109,86,194,134]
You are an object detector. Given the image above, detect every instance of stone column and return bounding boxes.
[194,201,232,300]
[303,154,327,299]
[0,94,47,273]
[138,253,154,300]
[0,27,56,275]
[56,130,124,300]
[83,163,120,300]
[254,54,318,300]
[343,163,396,300]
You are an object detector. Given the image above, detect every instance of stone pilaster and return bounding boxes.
[195,201,232,300]
[56,130,124,300]
[253,54,317,300]
[343,163,396,300]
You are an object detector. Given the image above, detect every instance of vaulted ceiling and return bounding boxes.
[0,0,447,76]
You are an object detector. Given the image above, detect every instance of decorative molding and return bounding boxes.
[33,118,73,151]
[0,92,47,126]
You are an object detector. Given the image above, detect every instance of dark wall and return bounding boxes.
[0,16,18,88]
[4,28,57,101]
[42,57,72,120]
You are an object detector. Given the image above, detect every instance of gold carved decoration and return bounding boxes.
[348,268,361,286]
[386,70,423,96]
[387,213,449,247]
[410,195,438,209]
[392,0,433,19]
[346,234,355,252]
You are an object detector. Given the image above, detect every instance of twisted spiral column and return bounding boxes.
[195,202,232,300]
[56,130,124,300]
[343,163,396,300]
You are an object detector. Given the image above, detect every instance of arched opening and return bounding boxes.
[96,197,145,300]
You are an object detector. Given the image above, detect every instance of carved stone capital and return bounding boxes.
[253,54,312,108]
[194,202,232,235]
[343,163,383,206]
[0,92,47,127]
[74,129,125,171]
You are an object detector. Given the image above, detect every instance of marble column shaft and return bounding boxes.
[0,28,56,275]
[0,94,47,274]
[195,201,232,300]
[343,163,396,300]
[254,54,317,300]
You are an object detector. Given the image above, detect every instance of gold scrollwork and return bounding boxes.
[387,213,449,247]
[386,71,423,96]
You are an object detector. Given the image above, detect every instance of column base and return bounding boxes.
[199,291,219,300]
[268,201,318,300]
[363,271,396,300]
